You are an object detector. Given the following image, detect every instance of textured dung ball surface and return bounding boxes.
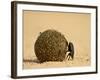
[34,29,68,63]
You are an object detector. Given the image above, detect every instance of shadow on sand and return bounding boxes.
[23,59,40,63]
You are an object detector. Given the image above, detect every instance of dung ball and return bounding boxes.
[34,29,68,63]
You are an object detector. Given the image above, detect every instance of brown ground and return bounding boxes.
[23,54,90,69]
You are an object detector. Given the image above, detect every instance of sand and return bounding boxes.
[23,54,90,69]
[23,57,90,69]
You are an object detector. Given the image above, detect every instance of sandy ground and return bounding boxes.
[23,54,90,69]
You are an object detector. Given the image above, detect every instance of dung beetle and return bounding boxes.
[66,42,74,60]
